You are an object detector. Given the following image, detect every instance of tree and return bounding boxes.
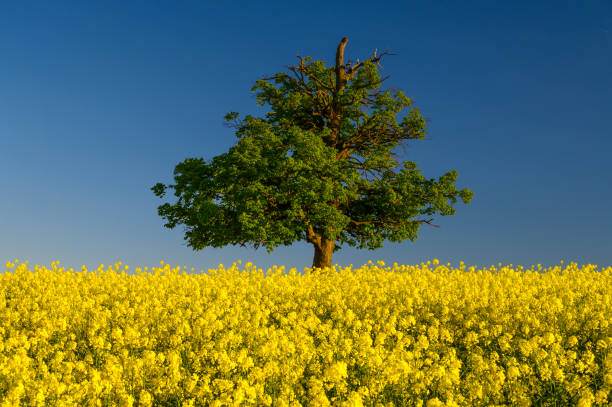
[152,37,474,271]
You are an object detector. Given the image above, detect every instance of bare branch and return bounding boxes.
[261,73,288,82]
[379,74,392,84]
[345,47,397,78]
[289,55,334,91]
[421,218,440,228]
[347,217,439,229]
[335,37,349,93]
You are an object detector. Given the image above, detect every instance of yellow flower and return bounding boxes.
[426,397,444,407]
[139,390,153,407]
[576,391,594,407]
[1,259,610,405]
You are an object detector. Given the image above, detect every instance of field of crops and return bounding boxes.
[0,259,610,406]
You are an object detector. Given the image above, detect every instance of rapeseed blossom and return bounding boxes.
[0,260,610,405]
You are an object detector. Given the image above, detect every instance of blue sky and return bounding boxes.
[1,1,611,274]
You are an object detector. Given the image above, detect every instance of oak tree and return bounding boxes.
[152,37,473,270]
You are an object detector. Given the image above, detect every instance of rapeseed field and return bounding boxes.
[0,259,610,406]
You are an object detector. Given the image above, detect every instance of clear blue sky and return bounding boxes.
[2,1,611,274]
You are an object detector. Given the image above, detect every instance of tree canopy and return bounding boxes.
[152,37,474,270]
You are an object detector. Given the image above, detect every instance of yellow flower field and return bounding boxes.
[1,259,610,406]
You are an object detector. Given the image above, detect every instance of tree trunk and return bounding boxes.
[327,37,349,146]
[312,238,335,270]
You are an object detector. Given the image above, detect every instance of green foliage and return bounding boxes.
[152,41,473,257]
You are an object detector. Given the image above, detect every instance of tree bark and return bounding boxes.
[327,37,350,147]
[312,238,335,270]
